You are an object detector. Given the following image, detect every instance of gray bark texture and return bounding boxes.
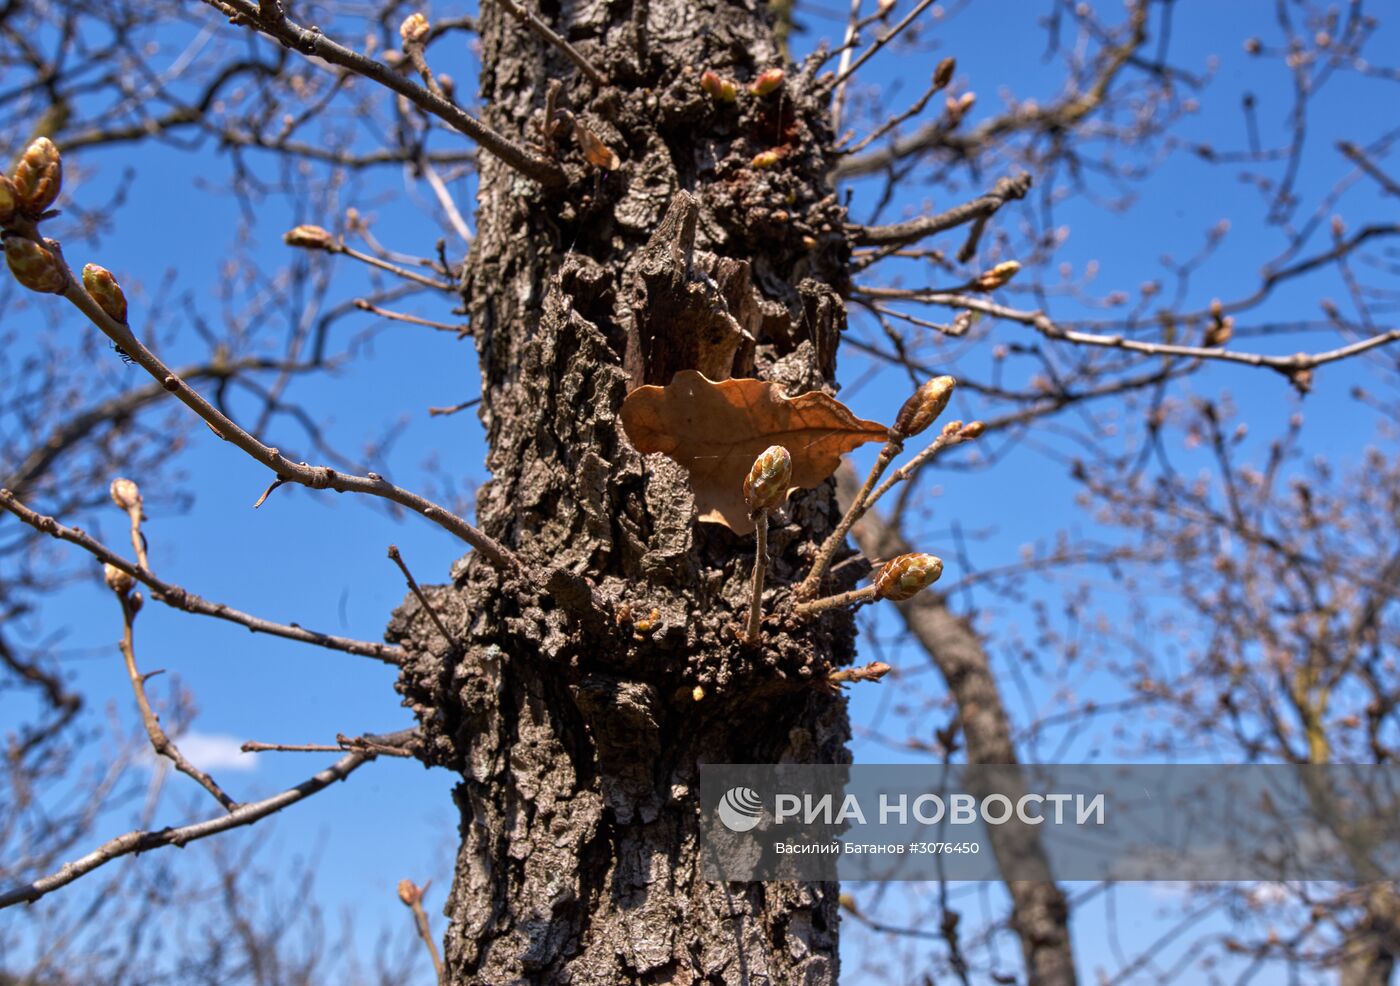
[386,1,862,982]
[842,469,1077,986]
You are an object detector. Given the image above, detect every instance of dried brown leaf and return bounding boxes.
[620,370,889,533]
[574,121,620,170]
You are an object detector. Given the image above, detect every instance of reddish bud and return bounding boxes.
[397,879,420,906]
[743,444,792,512]
[83,264,128,324]
[4,236,65,293]
[11,137,62,215]
[959,421,985,440]
[873,553,944,601]
[700,70,738,103]
[750,68,785,96]
[892,375,956,438]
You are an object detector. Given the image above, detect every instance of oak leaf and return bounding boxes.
[620,370,889,533]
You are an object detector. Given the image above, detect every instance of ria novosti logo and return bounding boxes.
[717,786,764,832]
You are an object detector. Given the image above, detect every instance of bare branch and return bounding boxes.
[202,0,565,186]
[0,489,408,664]
[0,734,414,909]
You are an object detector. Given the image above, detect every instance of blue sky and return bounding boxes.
[4,0,1398,981]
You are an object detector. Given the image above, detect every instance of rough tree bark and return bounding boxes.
[388,1,861,982]
[843,470,1077,986]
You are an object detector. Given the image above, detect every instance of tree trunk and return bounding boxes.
[389,1,860,982]
[842,470,1078,986]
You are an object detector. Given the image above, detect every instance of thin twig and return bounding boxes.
[830,0,864,131]
[242,732,421,758]
[204,0,564,186]
[113,591,238,811]
[798,441,901,598]
[335,242,454,291]
[398,880,446,985]
[388,544,453,643]
[0,735,412,909]
[850,173,1031,250]
[428,398,482,417]
[833,0,937,88]
[792,585,878,616]
[57,271,522,572]
[854,287,1400,375]
[420,160,474,243]
[492,0,608,87]
[0,489,408,664]
[745,512,770,642]
[354,298,470,335]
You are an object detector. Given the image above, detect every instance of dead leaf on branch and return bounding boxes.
[620,370,889,533]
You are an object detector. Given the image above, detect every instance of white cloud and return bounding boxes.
[156,731,258,772]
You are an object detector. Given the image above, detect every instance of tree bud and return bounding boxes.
[750,68,785,96]
[11,137,62,215]
[700,70,738,103]
[399,12,430,46]
[743,444,792,512]
[976,260,1020,290]
[873,553,944,601]
[959,420,985,439]
[110,477,143,515]
[397,879,421,906]
[283,225,336,250]
[104,563,136,595]
[83,264,128,323]
[892,375,956,438]
[129,591,145,614]
[4,236,66,293]
[0,175,16,226]
[750,150,781,170]
[933,57,956,90]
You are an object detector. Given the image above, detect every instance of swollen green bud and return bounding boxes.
[0,175,16,226]
[83,264,128,323]
[5,236,66,293]
[743,444,792,512]
[873,552,944,601]
[12,137,62,215]
[892,375,956,438]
